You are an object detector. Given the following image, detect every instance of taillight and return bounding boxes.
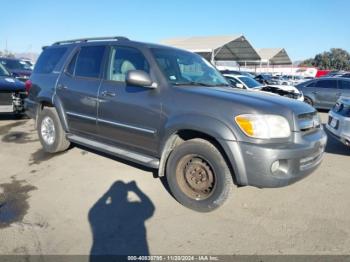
[25,80,32,93]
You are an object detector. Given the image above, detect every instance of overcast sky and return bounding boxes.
[1,0,349,61]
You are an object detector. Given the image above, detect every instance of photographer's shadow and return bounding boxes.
[89,181,155,258]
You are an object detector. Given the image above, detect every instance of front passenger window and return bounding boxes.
[107,46,149,82]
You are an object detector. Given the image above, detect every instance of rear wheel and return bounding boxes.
[304,96,314,106]
[166,138,233,212]
[37,107,70,153]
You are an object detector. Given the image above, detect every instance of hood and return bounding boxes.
[0,75,25,92]
[180,85,314,118]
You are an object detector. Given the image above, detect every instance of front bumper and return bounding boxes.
[326,111,350,146]
[222,128,327,188]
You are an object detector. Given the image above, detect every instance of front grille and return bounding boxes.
[297,111,321,133]
[300,146,324,171]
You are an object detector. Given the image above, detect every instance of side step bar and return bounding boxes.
[67,134,159,169]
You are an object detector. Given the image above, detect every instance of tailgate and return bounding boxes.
[0,92,13,112]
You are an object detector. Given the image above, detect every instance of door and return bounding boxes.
[97,45,161,156]
[313,79,338,108]
[56,45,106,136]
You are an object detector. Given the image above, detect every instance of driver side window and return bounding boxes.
[107,46,149,82]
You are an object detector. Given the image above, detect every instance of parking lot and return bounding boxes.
[0,111,349,255]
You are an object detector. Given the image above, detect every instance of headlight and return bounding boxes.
[235,114,291,139]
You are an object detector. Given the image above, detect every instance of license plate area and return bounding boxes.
[0,93,12,106]
[328,116,339,129]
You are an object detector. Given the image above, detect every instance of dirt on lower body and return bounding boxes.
[0,179,37,228]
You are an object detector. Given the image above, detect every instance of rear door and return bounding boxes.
[56,45,106,136]
[313,79,339,108]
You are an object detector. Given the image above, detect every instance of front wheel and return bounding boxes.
[37,107,70,153]
[166,139,233,212]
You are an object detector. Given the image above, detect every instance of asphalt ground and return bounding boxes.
[0,111,349,256]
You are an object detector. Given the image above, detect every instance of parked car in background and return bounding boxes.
[255,74,273,85]
[340,73,350,78]
[224,74,304,101]
[296,77,350,109]
[25,36,326,212]
[219,69,255,78]
[326,97,350,147]
[0,63,26,115]
[20,58,35,70]
[0,57,32,81]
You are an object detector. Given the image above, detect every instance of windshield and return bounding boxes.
[151,48,229,86]
[0,59,31,70]
[0,63,10,76]
[238,76,262,89]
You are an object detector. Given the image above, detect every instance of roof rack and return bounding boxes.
[52,36,130,45]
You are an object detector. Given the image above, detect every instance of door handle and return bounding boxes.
[57,84,68,90]
[101,91,116,97]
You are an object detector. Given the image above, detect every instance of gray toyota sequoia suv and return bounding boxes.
[25,36,327,212]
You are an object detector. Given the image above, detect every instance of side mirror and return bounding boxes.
[126,70,157,89]
[236,83,244,89]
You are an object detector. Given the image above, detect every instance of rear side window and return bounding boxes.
[34,47,67,74]
[339,80,350,90]
[75,46,105,78]
[316,80,337,89]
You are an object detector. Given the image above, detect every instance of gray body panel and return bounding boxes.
[25,39,327,188]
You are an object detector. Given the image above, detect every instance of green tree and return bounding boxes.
[300,48,350,70]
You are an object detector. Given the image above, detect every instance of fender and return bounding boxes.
[158,114,238,177]
[52,94,70,132]
[163,114,237,142]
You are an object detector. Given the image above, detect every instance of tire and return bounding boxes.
[304,96,314,106]
[166,138,233,212]
[37,107,70,153]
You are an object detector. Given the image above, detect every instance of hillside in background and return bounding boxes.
[0,50,39,62]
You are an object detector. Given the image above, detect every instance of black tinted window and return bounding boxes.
[34,47,67,74]
[340,80,350,90]
[107,46,149,82]
[316,80,337,89]
[304,80,316,87]
[75,46,105,78]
